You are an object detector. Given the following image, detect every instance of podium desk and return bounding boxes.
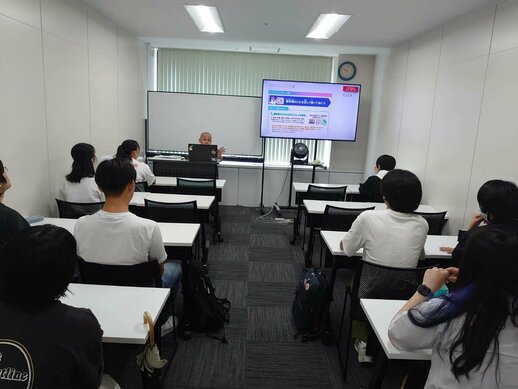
[152,159,218,179]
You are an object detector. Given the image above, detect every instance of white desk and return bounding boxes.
[321,230,457,258]
[129,192,214,209]
[61,283,170,345]
[153,176,226,189]
[303,200,444,215]
[293,182,360,195]
[361,298,431,361]
[32,218,200,247]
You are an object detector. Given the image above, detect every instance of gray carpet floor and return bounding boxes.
[115,205,417,389]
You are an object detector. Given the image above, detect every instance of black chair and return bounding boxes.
[55,199,104,219]
[134,181,149,192]
[414,211,447,235]
[175,178,222,243]
[336,260,436,381]
[319,205,375,267]
[144,199,206,263]
[301,186,347,265]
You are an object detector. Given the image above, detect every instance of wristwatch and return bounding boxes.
[417,284,432,297]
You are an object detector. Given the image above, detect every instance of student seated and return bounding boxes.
[440,179,518,265]
[389,229,518,388]
[358,154,396,202]
[199,131,226,159]
[116,139,155,191]
[0,225,103,388]
[74,158,181,334]
[0,159,29,250]
[340,169,429,362]
[60,143,104,203]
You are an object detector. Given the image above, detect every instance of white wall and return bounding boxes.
[0,0,146,216]
[366,1,518,234]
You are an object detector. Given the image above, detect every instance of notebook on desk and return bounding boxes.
[188,144,217,162]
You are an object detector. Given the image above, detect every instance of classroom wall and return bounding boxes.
[365,0,517,234]
[0,0,146,216]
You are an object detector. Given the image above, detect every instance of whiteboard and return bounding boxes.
[148,91,263,156]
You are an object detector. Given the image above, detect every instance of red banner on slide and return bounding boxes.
[342,86,359,93]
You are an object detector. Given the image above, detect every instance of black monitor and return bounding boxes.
[188,144,218,162]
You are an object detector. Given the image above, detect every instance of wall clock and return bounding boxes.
[338,61,357,81]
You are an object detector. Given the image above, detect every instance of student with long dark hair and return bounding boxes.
[389,229,518,388]
[116,139,155,191]
[0,225,103,388]
[60,143,104,202]
[440,179,518,264]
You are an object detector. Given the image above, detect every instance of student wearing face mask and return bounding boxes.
[440,180,518,265]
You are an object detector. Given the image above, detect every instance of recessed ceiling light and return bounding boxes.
[306,13,351,39]
[184,5,224,33]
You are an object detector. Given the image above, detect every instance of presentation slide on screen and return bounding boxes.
[260,80,361,141]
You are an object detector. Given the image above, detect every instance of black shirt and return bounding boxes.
[451,220,518,265]
[358,176,384,203]
[0,301,103,389]
[0,203,30,251]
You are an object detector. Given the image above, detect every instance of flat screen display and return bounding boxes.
[260,79,361,141]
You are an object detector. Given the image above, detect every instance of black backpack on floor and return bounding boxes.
[292,267,332,344]
[186,261,230,340]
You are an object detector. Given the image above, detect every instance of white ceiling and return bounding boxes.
[82,0,501,56]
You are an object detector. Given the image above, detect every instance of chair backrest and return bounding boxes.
[352,261,435,302]
[55,199,104,219]
[144,199,198,223]
[414,211,447,235]
[174,178,216,196]
[134,182,148,192]
[77,258,162,287]
[305,185,347,201]
[321,205,375,231]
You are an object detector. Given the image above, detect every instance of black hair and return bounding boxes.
[477,180,518,222]
[116,139,140,160]
[0,159,5,185]
[0,225,77,310]
[65,143,96,183]
[95,158,136,197]
[376,154,396,171]
[408,229,518,380]
[380,169,422,213]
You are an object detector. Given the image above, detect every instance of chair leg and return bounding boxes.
[337,287,351,381]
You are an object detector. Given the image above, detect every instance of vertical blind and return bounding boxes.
[157,48,333,165]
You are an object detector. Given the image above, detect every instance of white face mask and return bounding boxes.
[480,210,489,222]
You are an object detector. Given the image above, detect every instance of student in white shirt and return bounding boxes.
[389,229,518,389]
[116,139,155,190]
[340,169,428,362]
[74,158,181,334]
[60,143,104,203]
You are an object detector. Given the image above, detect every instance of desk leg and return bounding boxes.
[291,204,302,245]
[304,224,315,268]
[368,349,388,389]
[216,202,223,242]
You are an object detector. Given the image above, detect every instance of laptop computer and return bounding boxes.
[188,144,218,162]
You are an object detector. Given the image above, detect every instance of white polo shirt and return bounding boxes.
[132,159,155,186]
[341,209,428,267]
[59,177,104,203]
[74,210,167,266]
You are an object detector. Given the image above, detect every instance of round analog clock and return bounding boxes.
[338,61,357,81]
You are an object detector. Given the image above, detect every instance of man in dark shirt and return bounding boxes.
[0,160,29,250]
[358,154,396,202]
